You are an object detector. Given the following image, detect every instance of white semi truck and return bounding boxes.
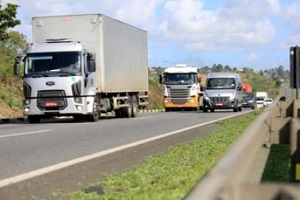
[159,64,203,111]
[13,14,149,123]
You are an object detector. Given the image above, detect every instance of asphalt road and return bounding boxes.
[0,109,252,199]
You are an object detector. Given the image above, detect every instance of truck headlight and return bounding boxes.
[76,105,83,111]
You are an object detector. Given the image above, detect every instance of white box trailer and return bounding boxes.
[14,14,149,123]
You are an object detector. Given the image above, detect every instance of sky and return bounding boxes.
[3,0,300,71]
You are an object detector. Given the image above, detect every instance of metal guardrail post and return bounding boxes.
[290,100,300,182]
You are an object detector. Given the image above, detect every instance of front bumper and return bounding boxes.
[203,97,235,109]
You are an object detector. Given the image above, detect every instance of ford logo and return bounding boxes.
[46,81,55,86]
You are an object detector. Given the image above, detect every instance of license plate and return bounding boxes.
[215,102,223,106]
[45,101,58,107]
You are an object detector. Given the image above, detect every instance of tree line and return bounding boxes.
[0,3,27,76]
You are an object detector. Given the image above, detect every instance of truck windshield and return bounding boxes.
[24,52,81,76]
[206,78,236,89]
[164,73,196,85]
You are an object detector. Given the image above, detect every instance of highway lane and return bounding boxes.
[0,109,252,181]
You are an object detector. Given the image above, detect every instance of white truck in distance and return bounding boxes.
[256,91,268,108]
[14,14,149,123]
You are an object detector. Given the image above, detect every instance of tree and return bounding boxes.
[277,65,285,77]
[0,3,21,41]
[0,31,28,75]
[224,65,231,71]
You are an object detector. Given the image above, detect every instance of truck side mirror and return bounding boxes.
[13,55,24,76]
[200,85,205,91]
[159,74,164,84]
[87,53,96,72]
[88,59,96,72]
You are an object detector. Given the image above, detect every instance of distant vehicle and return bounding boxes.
[256,92,268,108]
[202,72,243,112]
[263,98,273,107]
[242,92,256,109]
[242,83,252,93]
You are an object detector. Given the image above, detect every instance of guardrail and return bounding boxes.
[185,96,300,200]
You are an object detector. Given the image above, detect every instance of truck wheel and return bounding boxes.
[28,116,41,123]
[87,100,100,122]
[131,95,138,117]
[210,109,215,112]
[203,108,208,113]
[115,109,122,118]
[121,96,132,118]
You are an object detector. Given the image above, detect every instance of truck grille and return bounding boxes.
[210,96,230,103]
[37,90,67,111]
[168,88,189,104]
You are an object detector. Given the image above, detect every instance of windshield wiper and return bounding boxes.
[30,73,49,78]
[58,72,78,76]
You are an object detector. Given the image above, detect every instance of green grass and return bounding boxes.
[57,110,263,200]
[261,144,290,182]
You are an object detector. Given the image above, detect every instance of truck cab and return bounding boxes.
[14,40,97,123]
[159,64,201,111]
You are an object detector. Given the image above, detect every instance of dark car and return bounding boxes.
[242,92,256,109]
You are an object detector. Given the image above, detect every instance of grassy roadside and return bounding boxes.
[54,110,263,200]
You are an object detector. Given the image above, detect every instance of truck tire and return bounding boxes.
[131,95,138,117]
[121,95,132,118]
[28,116,41,123]
[87,99,100,122]
[203,108,208,113]
[115,109,122,118]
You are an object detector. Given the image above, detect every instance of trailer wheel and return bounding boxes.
[87,100,100,122]
[121,96,132,118]
[28,116,41,123]
[131,95,138,117]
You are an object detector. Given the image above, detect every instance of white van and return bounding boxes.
[202,72,243,112]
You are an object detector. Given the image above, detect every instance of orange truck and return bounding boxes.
[242,83,252,93]
[159,64,206,111]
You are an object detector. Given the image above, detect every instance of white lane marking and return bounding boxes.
[0,130,53,138]
[0,111,250,187]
